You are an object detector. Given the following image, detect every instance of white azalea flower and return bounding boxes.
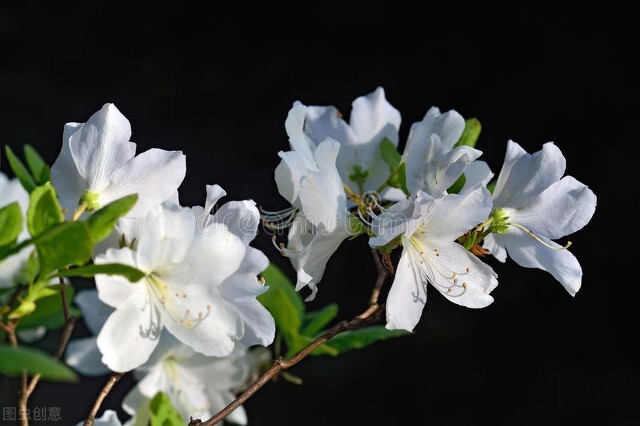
[403,107,483,197]
[75,410,123,426]
[50,103,186,218]
[93,187,275,372]
[370,187,498,332]
[483,140,597,295]
[286,87,401,192]
[274,139,353,300]
[123,334,267,425]
[0,172,30,288]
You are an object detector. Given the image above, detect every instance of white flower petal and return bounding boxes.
[492,140,566,207]
[504,228,582,295]
[349,87,401,146]
[17,327,46,343]
[68,104,136,192]
[105,148,186,217]
[305,105,357,148]
[135,206,195,273]
[460,160,494,193]
[482,234,507,263]
[162,290,236,358]
[66,337,111,376]
[50,123,86,211]
[97,293,161,372]
[219,273,275,347]
[298,140,347,231]
[405,107,465,155]
[509,176,597,240]
[417,187,493,242]
[274,150,311,207]
[293,227,352,301]
[285,101,316,164]
[95,247,144,307]
[204,184,227,215]
[369,197,414,247]
[211,200,260,245]
[424,241,497,308]
[122,383,148,416]
[385,249,425,332]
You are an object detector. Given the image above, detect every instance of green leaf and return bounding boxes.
[24,145,50,185]
[285,333,339,358]
[8,300,36,319]
[27,183,64,237]
[447,173,467,194]
[149,391,184,426]
[0,202,23,248]
[326,326,409,354]
[454,118,482,148]
[34,222,94,275]
[54,263,145,282]
[86,194,138,243]
[302,304,338,337]
[0,344,78,381]
[17,285,80,330]
[380,138,402,169]
[5,146,37,193]
[259,263,304,336]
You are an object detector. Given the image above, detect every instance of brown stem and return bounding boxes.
[84,373,124,426]
[189,250,390,426]
[58,277,70,322]
[0,320,18,348]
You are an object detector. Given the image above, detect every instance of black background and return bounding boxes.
[1,2,636,425]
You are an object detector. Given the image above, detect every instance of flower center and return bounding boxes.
[146,275,211,329]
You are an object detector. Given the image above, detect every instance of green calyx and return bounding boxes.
[78,190,101,212]
[489,208,510,234]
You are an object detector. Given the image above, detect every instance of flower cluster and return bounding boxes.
[0,91,596,425]
[272,87,596,332]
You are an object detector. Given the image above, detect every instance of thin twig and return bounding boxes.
[84,373,125,426]
[58,277,70,322]
[189,250,390,426]
[0,320,18,348]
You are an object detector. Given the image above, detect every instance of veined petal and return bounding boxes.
[211,200,260,245]
[416,187,493,242]
[285,101,316,164]
[75,290,113,335]
[95,248,144,307]
[434,145,483,196]
[460,160,494,193]
[204,184,227,215]
[385,248,425,332]
[504,228,582,295]
[105,148,186,217]
[162,288,236,357]
[422,241,497,308]
[97,293,161,372]
[404,107,465,155]
[509,176,597,239]
[492,140,567,207]
[369,197,414,247]
[305,105,357,147]
[219,273,275,347]
[298,140,347,231]
[349,87,401,146]
[135,206,195,274]
[69,104,136,193]
[66,337,111,376]
[482,234,507,263]
[50,122,86,211]
[274,150,311,207]
[291,227,351,301]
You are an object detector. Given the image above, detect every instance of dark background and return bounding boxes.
[1,2,636,425]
